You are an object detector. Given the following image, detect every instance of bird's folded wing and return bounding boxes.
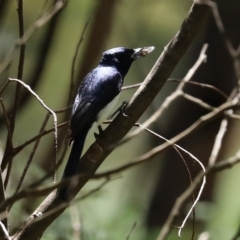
[70,71,122,138]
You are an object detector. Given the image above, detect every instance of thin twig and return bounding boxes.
[227,112,240,120]
[122,44,208,144]
[125,222,137,240]
[27,143,69,189]
[137,125,206,237]
[208,118,228,166]
[0,80,10,95]
[2,133,239,229]
[122,83,141,90]
[6,142,240,239]
[168,79,228,99]
[0,221,10,240]
[3,178,114,225]
[196,0,240,87]
[17,0,25,80]
[101,101,238,179]
[77,178,113,200]
[0,99,12,143]
[69,205,81,240]
[12,0,25,129]
[54,105,72,114]
[182,92,214,111]
[122,79,228,99]
[0,98,13,190]
[195,0,237,57]
[69,17,92,105]
[177,44,208,90]
[8,78,58,181]
[140,124,198,237]
[156,147,240,240]
[39,178,117,223]
[220,98,240,162]
[14,122,68,155]
[12,113,51,197]
[4,0,26,189]
[0,167,6,231]
[4,163,11,190]
[0,0,65,74]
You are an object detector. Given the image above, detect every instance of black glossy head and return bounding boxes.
[100,46,154,77]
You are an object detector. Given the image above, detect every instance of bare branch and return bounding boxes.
[13,114,51,197]
[17,0,25,80]
[157,147,240,240]
[122,83,141,90]
[0,99,12,144]
[0,221,10,240]
[123,44,208,144]
[99,101,238,181]
[208,118,228,166]
[182,92,214,110]
[177,43,208,90]
[0,98,13,190]
[228,112,240,120]
[125,222,137,240]
[0,0,65,74]
[69,17,92,105]
[8,0,26,161]
[14,122,68,155]
[195,0,237,57]
[196,0,240,83]
[168,79,228,99]
[123,79,228,99]
[7,78,58,181]
[69,205,81,240]
[0,80,10,95]
[137,126,206,237]
[2,178,113,225]
[27,143,68,189]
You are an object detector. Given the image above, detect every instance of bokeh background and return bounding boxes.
[1,0,240,239]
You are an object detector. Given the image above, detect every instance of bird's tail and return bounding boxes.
[58,129,88,200]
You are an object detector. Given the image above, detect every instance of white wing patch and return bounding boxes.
[86,94,120,139]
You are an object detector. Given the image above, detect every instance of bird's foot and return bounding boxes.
[94,125,103,139]
[108,101,128,120]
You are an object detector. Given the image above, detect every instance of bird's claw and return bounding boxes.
[121,101,128,117]
[108,101,128,119]
[94,125,103,139]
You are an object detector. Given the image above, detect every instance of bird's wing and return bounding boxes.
[70,67,123,138]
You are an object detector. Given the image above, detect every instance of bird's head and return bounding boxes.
[100,46,155,77]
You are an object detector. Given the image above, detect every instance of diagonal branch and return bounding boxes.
[1,79,58,173]
[122,44,208,144]
[0,0,65,74]
[4,0,26,191]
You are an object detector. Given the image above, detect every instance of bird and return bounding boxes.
[58,46,155,199]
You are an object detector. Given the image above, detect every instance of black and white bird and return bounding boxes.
[59,46,154,199]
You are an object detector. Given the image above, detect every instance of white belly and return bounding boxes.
[86,94,120,139]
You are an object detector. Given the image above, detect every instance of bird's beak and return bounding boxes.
[131,46,155,59]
